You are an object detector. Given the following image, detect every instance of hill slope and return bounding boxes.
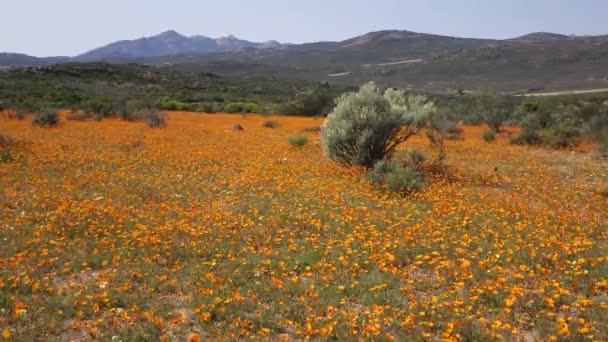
[2,29,608,92]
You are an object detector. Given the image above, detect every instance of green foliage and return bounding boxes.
[262,120,279,128]
[278,90,336,116]
[144,110,167,128]
[482,130,496,142]
[475,88,509,132]
[510,126,541,145]
[540,125,580,148]
[196,103,218,113]
[32,109,59,127]
[82,97,114,118]
[0,150,14,163]
[156,98,199,111]
[118,100,147,121]
[368,158,425,194]
[288,135,309,147]
[322,82,435,167]
[223,102,261,113]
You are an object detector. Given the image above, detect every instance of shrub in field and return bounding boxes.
[118,100,147,121]
[427,109,460,162]
[223,102,261,113]
[32,109,59,127]
[233,123,244,131]
[196,103,218,113]
[322,82,435,167]
[278,91,336,116]
[263,120,279,128]
[157,98,198,112]
[368,158,425,194]
[541,126,580,148]
[288,135,309,147]
[510,126,541,145]
[482,130,496,142]
[144,110,167,128]
[475,88,509,132]
[1,150,14,163]
[83,97,114,119]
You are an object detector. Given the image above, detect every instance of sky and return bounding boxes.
[2,0,607,57]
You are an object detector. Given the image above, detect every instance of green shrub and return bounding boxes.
[1,150,14,163]
[541,126,580,148]
[223,102,261,113]
[197,103,218,113]
[157,98,198,111]
[475,88,509,132]
[119,100,146,121]
[510,126,541,145]
[368,159,425,194]
[322,82,435,167]
[482,130,496,142]
[263,120,279,128]
[32,109,59,127]
[278,91,336,116]
[144,110,166,128]
[82,97,114,118]
[288,135,309,147]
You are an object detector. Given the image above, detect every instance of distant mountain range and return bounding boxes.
[2,29,608,92]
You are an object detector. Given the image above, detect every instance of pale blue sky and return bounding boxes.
[3,0,607,56]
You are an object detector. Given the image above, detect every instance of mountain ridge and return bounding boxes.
[2,29,608,92]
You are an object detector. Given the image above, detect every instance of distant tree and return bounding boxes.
[475,88,509,132]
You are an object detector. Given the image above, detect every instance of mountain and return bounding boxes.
[0,53,69,67]
[142,29,608,92]
[73,30,285,62]
[2,29,608,92]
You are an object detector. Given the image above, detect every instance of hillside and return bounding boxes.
[2,29,608,92]
[0,62,346,110]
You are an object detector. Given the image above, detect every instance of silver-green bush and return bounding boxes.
[321,82,435,167]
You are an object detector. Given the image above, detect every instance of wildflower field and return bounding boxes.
[1,112,607,340]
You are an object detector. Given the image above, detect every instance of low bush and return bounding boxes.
[541,126,580,148]
[368,159,425,194]
[1,150,14,163]
[263,120,279,128]
[278,91,336,116]
[510,126,541,145]
[196,103,218,113]
[157,98,198,112]
[144,110,167,128]
[482,130,496,142]
[223,102,261,113]
[32,109,59,127]
[288,135,309,147]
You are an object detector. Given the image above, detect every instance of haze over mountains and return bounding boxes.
[2,29,608,92]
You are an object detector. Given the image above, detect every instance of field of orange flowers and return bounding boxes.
[1,111,607,341]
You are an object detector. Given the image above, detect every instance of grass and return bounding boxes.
[0,111,607,340]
